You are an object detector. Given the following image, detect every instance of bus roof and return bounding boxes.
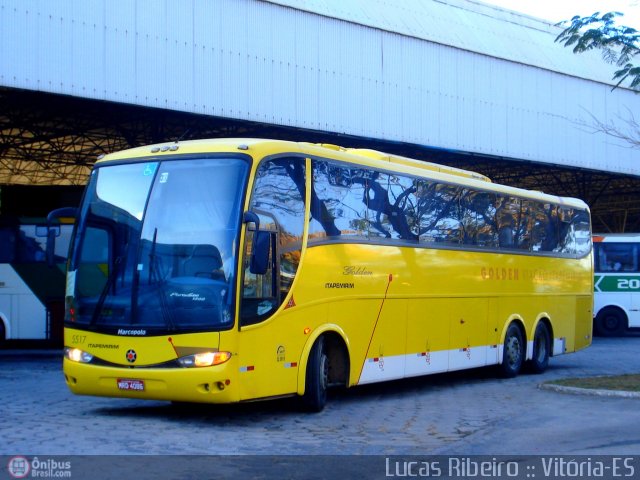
[306,144,492,182]
[97,138,589,211]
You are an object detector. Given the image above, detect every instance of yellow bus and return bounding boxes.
[60,139,593,411]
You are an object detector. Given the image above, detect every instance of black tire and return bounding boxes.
[301,337,329,412]
[0,321,5,343]
[594,307,627,337]
[499,323,525,378]
[526,322,550,374]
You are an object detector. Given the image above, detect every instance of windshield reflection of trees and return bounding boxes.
[249,159,306,297]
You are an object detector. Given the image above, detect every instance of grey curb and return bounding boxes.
[539,382,640,399]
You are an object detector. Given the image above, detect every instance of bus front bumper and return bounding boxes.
[63,358,239,404]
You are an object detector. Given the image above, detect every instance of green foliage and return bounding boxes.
[556,12,640,90]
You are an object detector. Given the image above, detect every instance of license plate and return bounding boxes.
[117,379,145,391]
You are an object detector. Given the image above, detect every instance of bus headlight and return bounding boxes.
[177,351,231,367]
[64,347,94,363]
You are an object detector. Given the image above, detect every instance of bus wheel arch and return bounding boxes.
[498,319,526,378]
[0,314,8,341]
[299,329,350,412]
[526,319,551,374]
[594,306,627,337]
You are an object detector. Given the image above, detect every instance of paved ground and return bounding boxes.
[1,336,639,478]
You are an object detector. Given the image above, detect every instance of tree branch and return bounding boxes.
[556,12,640,92]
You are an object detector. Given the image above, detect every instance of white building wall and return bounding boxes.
[1,0,639,175]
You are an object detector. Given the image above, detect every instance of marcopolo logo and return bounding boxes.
[117,329,147,336]
[7,456,71,478]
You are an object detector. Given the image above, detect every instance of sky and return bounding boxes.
[479,0,640,27]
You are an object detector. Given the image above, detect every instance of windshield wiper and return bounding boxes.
[89,255,124,326]
[148,228,177,331]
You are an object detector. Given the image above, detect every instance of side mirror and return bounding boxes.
[46,207,77,267]
[243,210,271,275]
[243,211,260,231]
[250,231,270,275]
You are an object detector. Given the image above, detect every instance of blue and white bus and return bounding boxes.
[593,233,640,336]
[0,217,72,342]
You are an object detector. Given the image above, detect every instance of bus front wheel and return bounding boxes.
[302,337,329,412]
[499,323,524,378]
[594,307,627,337]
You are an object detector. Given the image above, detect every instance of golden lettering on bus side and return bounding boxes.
[521,269,577,282]
[480,267,520,281]
[480,267,578,282]
[342,266,373,276]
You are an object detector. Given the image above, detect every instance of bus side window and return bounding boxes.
[460,190,497,247]
[419,183,462,245]
[496,196,530,250]
[366,171,392,240]
[385,174,419,242]
[76,226,110,298]
[598,243,637,272]
[557,207,575,255]
[0,227,17,262]
[310,161,367,241]
[595,244,608,272]
[530,203,558,252]
[241,157,306,325]
[572,210,591,258]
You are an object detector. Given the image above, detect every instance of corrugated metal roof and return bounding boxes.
[263,0,621,89]
[2,0,638,179]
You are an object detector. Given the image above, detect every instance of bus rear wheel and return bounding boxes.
[526,322,550,374]
[499,323,524,378]
[302,337,329,412]
[594,307,627,337]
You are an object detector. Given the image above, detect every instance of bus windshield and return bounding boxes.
[67,157,249,334]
